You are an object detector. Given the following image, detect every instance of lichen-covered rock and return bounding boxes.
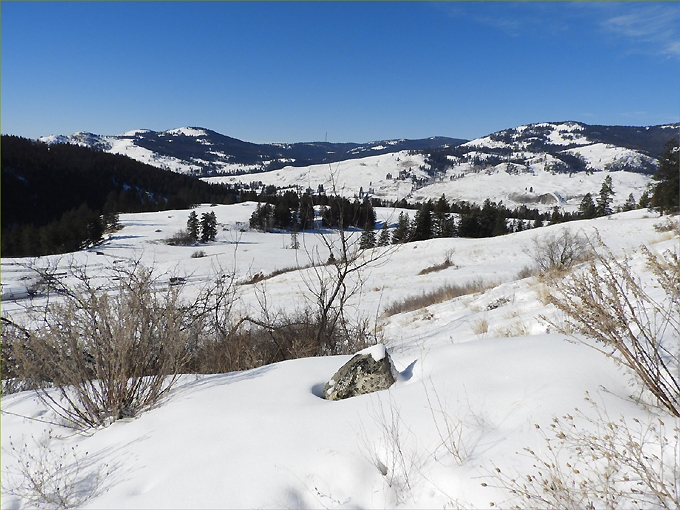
[323,344,396,400]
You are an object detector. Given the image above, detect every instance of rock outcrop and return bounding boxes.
[323,344,397,400]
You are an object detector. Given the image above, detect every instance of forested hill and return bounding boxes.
[1,136,237,257]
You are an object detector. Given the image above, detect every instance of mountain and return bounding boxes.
[39,127,467,177]
[433,121,679,175]
[205,121,678,212]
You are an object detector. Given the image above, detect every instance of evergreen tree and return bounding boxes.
[359,224,376,250]
[299,194,315,230]
[650,138,679,214]
[187,211,200,241]
[103,211,121,232]
[411,201,433,241]
[579,193,596,219]
[392,212,411,244]
[639,189,651,209]
[432,194,455,237]
[491,211,509,236]
[596,175,614,216]
[622,193,637,212]
[200,211,218,242]
[273,201,292,229]
[377,223,391,246]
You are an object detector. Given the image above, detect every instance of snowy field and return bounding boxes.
[1,204,678,509]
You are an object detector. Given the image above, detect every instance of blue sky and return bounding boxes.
[1,1,678,143]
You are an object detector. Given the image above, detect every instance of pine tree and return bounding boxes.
[411,201,433,241]
[622,193,637,212]
[200,211,217,242]
[377,223,391,246]
[359,224,376,250]
[650,138,679,214]
[392,212,411,244]
[299,194,315,230]
[187,211,200,241]
[432,194,455,237]
[596,175,614,216]
[579,193,596,218]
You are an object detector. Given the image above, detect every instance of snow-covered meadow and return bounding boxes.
[1,204,678,509]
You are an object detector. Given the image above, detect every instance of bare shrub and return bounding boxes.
[2,430,109,509]
[516,264,540,280]
[384,279,495,317]
[163,229,195,246]
[191,250,207,258]
[485,395,679,509]
[654,216,679,234]
[357,393,420,505]
[527,228,592,273]
[541,239,679,417]
[423,381,482,466]
[7,263,192,428]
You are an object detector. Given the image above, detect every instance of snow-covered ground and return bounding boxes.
[1,205,678,509]
[205,151,652,213]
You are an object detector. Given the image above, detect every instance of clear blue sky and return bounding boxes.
[2,1,678,143]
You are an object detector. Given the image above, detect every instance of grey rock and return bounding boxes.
[323,345,396,400]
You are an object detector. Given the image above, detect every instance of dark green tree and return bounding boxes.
[579,193,596,219]
[299,193,315,230]
[359,224,376,250]
[187,211,200,241]
[411,201,433,242]
[377,223,391,246]
[596,175,614,216]
[622,193,637,212]
[650,138,679,214]
[200,211,218,242]
[391,212,411,244]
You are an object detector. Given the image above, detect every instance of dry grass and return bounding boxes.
[418,249,456,275]
[384,279,495,317]
[485,394,680,509]
[472,317,489,337]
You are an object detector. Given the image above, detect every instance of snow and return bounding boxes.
[1,204,678,508]
[358,343,388,362]
[166,127,208,137]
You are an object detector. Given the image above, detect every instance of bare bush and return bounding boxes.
[6,263,192,428]
[163,229,195,246]
[2,430,109,509]
[541,238,679,417]
[484,394,679,509]
[527,228,592,273]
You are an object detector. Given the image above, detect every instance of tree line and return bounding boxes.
[1,136,238,257]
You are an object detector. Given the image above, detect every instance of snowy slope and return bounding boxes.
[1,206,678,509]
[37,129,463,177]
[204,120,673,212]
[205,151,652,213]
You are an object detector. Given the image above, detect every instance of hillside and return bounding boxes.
[1,204,677,508]
[38,128,466,176]
[0,136,237,257]
[206,121,678,212]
